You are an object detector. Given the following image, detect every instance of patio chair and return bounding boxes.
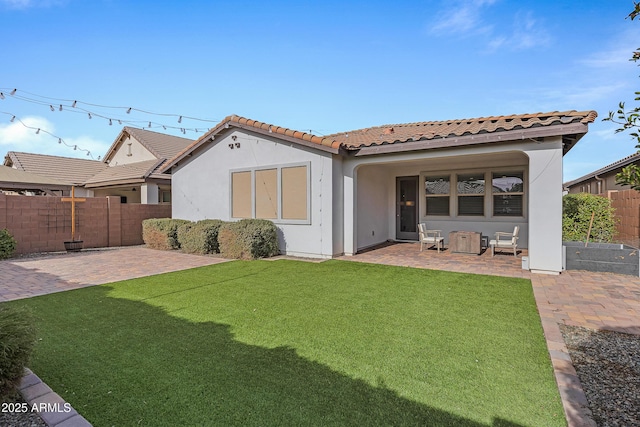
[489,226,519,257]
[418,223,444,253]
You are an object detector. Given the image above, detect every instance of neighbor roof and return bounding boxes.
[4,152,108,185]
[103,127,194,166]
[563,151,640,188]
[84,159,165,187]
[0,165,71,190]
[163,110,597,172]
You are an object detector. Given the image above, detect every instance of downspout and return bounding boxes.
[594,174,604,195]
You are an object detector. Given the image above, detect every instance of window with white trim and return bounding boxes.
[425,175,450,216]
[492,172,524,217]
[457,173,485,216]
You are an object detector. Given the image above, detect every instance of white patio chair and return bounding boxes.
[418,223,444,253]
[489,225,519,257]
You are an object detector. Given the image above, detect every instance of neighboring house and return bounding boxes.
[3,127,193,203]
[0,165,71,195]
[564,152,640,194]
[163,111,597,274]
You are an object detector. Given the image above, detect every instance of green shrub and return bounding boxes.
[0,306,36,400]
[0,229,16,260]
[562,193,617,243]
[177,219,227,254]
[218,219,280,259]
[142,218,192,250]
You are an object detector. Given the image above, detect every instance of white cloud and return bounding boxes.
[0,116,108,159]
[429,2,550,52]
[0,0,67,9]
[486,11,551,52]
[429,0,497,35]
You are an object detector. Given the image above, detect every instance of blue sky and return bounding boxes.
[1,0,639,182]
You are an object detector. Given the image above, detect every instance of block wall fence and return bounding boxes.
[0,193,171,254]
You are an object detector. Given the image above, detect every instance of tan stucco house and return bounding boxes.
[564,152,640,194]
[163,110,597,274]
[3,127,192,203]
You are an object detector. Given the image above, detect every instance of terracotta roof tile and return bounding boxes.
[84,159,161,186]
[162,110,597,172]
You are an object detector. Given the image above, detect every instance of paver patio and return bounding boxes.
[0,246,228,302]
[1,243,638,427]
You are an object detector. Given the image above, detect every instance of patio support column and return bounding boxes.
[525,140,563,274]
[140,183,159,205]
[343,164,357,256]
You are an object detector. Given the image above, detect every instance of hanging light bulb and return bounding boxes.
[72,100,77,107]
[0,93,4,99]
[10,116,15,122]
[59,104,63,111]
[74,145,77,150]
[58,138,62,144]
[162,125,166,130]
[126,108,131,114]
[49,105,55,111]
[148,121,152,128]
[35,128,40,134]
[109,119,113,125]
[86,152,90,156]
[88,113,92,119]
[9,89,16,96]
[178,116,182,123]
[118,120,122,125]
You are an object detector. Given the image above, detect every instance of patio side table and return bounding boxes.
[449,231,482,255]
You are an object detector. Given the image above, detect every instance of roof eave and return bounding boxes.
[350,123,589,157]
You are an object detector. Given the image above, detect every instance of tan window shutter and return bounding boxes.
[232,171,252,218]
[281,166,307,220]
[255,169,278,219]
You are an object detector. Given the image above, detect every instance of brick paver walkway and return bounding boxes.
[0,246,228,302]
[340,242,640,427]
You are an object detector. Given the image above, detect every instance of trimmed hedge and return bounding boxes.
[177,220,227,254]
[562,193,617,243]
[0,306,36,400]
[219,219,280,259]
[142,218,191,250]
[0,229,16,260]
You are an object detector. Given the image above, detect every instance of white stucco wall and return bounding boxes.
[524,138,563,273]
[108,135,156,166]
[172,129,338,258]
[344,139,564,273]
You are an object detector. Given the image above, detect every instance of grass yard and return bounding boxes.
[5,260,564,426]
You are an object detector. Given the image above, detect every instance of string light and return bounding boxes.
[88,112,92,119]
[0,93,4,100]
[49,105,54,111]
[9,89,16,96]
[1,112,95,159]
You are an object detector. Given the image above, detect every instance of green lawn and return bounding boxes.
[5,260,565,426]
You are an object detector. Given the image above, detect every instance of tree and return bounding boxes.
[604,2,640,190]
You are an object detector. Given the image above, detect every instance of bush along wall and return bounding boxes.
[177,220,227,254]
[0,306,36,401]
[0,229,16,260]
[142,218,191,250]
[218,219,280,259]
[562,193,618,243]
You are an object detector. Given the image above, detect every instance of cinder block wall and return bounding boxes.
[0,193,171,254]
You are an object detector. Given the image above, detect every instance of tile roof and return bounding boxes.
[326,110,598,149]
[163,110,597,172]
[563,151,640,188]
[0,165,71,188]
[4,152,108,185]
[83,159,164,187]
[104,127,194,165]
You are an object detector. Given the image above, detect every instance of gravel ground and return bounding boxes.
[561,324,640,427]
[0,394,46,427]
